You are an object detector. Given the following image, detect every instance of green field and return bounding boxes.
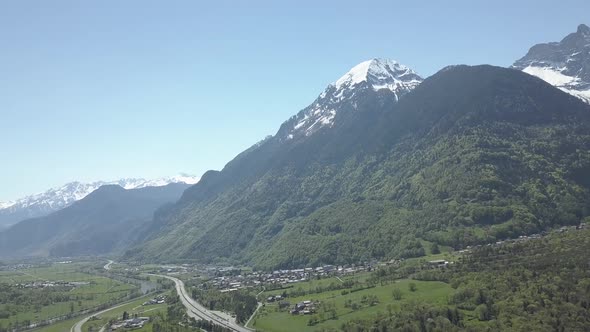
[251,279,454,332]
[81,292,170,332]
[0,262,138,330]
[33,316,81,332]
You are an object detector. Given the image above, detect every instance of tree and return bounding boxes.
[122,311,129,320]
[476,304,491,321]
[307,316,318,326]
[409,283,417,292]
[430,243,441,254]
[392,287,403,300]
[330,309,337,320]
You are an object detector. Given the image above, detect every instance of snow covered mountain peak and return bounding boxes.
[333,58,422,93]
[278,58,422,140]
[0,201,15,209]
[513,23,590,103]
[0,174,199,229]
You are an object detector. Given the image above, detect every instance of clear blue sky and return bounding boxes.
[1,0,588,201]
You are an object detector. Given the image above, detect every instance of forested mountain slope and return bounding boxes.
[126,65,590,269]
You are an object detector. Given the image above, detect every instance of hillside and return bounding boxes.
[125,65,590,269]
[0,183,190,258]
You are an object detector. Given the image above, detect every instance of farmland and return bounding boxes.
[79,292,170,332]
[251,277,454,332]
[0,261,139,331]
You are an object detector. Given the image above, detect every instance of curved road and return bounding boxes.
[69,260,121,332]
[70,301,129,332]
[103,260,114,270]
[151,274,252,332]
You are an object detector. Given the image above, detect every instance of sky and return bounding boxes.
[1,0,589,201]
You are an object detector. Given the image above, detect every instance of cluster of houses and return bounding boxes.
[142,294,166,306]
[15,280,89,289]
[263,294,317,315]
[0,263,36,271]
[110,317,150,330]
[289,300,316,315]
[561,222,586,232]
[208,264,371,292]
[266,294,284,302]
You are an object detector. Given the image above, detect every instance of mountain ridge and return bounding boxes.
[125,64,590,269]
[277,58,422,141]
[513,23,590,103]
[0,182,191,258]
[0,174,199,229]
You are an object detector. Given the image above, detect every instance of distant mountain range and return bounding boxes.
[0,183,191,258]
[0,174,198,229]
[123,25,590,269]
[513,24,590,103]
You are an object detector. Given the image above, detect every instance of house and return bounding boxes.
[428,260,449,268]
[124,318,146,328]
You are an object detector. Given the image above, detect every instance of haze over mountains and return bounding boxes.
[0,174,198,229]
[2,24,589,269]
[0,182,191,257]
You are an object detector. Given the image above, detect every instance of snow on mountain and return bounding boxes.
[0,201,15,210]
[0,174,199,228]
[278,58,423,140]
[333,58,422,93]
[513,24,590,104]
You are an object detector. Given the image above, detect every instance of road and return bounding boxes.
[70,260,123,332]
[244,302,262,328]
[70,301,129,332]
[151,274,253,332]
[103,260,114,270]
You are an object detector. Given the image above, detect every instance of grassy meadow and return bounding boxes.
[251,278,454,332]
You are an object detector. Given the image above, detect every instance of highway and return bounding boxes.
[151,273,253,332]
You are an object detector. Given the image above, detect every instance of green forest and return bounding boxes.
[323,228,590,331]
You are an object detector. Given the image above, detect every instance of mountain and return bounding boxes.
[277,58,422,141]
[125,63,590,269]
[0,174,199,229]
[513,23,590,103]
[0,182,191,258]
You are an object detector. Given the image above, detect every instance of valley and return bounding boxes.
[1,4,590,331]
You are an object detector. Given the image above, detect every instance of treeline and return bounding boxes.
[190,288,257,324]
[152,295,232,332]
[434,228,590,331]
